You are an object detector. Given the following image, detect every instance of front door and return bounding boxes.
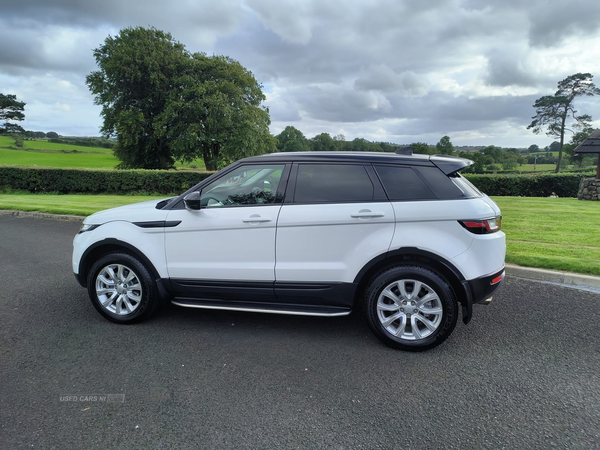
[165,164,287,287]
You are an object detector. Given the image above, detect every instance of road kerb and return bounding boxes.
[0,209,85,222]
[505,264,600,289]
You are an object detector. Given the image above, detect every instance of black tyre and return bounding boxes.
[364,265,458,351]
[86,252,160,324]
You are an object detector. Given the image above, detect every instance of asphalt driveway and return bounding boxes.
[1,215,599,449]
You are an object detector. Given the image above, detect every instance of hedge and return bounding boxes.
[0,167,213,195]
[0,166,593,197]
[463,173,592,197]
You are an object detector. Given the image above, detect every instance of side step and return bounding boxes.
[171,298,351,317]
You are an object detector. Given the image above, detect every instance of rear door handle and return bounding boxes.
[351,210,385,219]
[243,215,272,223]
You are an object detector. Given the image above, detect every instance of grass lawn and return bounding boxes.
[0,193,165,216]
[514,164,556,172]
[492,197,600,276]
[0,194,598,275]
[0,136,207,171]
[0,148,120,169]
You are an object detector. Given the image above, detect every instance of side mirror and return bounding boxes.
[183,191,202,210]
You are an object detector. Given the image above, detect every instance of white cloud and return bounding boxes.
[1,0,600,147]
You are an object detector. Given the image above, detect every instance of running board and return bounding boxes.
[171,299,351,317]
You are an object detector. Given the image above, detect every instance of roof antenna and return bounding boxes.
[395,146,413,155]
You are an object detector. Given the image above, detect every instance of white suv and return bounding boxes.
[73,151,505,351]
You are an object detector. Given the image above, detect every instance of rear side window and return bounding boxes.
[374,165,436,201]
[294,164,374,203]
[449,174,482,198]
[412,166,465,199]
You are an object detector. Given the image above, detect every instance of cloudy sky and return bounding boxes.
[2,0,600,148]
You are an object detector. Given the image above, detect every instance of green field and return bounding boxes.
[0,147,120,168]
[1,194,598,275]
[493,197,600,276]
[0,136,207,170]
[0,193,165,216]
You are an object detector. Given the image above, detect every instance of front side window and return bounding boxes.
[201,164,285,207]
[294,164,374,203]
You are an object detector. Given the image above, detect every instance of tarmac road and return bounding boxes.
[1,215,599,449]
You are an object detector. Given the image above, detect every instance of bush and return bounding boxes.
[464,173,592,197]
[0,167,213,195]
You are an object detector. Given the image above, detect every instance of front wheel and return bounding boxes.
[87,253,160,324]
[364,266,458,351]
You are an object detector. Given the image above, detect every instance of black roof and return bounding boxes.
[242,152,473,175]
[573,129,600,154]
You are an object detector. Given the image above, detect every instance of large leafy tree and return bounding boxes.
[527,73,600,173]
[435,135,455,155]
[0,93,26,134]
[310,133,336,152]
[275,126,309,152]
[86,27,274,170]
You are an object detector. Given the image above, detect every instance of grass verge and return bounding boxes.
[0,194,598,275]
[492,197,600,276]
[0,193,164,216]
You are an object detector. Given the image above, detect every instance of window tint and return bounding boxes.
[413,166,465,199]
[294,164,374,203]
[449,174,481,198]
[201,164,285,207]
[374,165,436,201]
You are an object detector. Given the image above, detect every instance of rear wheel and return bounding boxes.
[87,253,160,323]
[364,265,458,351]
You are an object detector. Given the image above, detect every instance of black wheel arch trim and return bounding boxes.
[77,238,162,289]
[354,247,474,325]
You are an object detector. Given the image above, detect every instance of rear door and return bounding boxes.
[275,163,395,286]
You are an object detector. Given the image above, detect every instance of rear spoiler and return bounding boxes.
[430,155,473,175]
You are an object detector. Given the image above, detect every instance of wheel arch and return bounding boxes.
[77,239,161,288]
[353,247,474,324]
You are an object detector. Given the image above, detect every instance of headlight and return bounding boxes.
[78,224,100,234]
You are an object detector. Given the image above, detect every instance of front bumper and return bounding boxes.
[74,272,86,288]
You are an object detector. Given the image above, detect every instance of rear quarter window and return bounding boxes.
[373,165,436,201]
[412,166,468,199]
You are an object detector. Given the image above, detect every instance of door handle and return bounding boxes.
[351,210,385,219]
[243,215,272,223]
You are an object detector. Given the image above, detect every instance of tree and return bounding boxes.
[276,126,308,152]
[0,93,26,134]
[86,27,274,170]
[527,73,600,173]
[435,135,455,155]
[410,142,434,155]
[311,133,336,152]
[527,144,540,154]
[46,131,59,139]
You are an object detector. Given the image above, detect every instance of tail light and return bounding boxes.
[459,217,501,234]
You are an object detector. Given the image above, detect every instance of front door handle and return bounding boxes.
[243,215,272,223]
[351,210,385,219]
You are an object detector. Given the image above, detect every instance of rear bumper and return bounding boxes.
[468,268,505,304]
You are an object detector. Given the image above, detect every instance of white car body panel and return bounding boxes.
[72,220,170,279]
[164,205,282,281]
[275,202,395,283]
